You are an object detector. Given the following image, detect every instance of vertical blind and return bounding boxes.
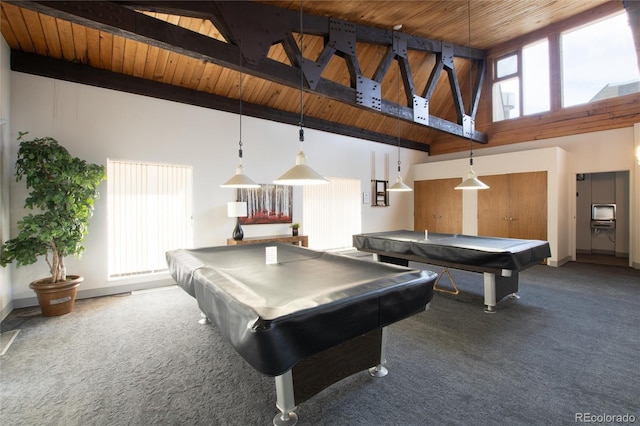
[303,177,361,250]
[107,160,193,278]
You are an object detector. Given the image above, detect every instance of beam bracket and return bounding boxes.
[329,18,356,56]
[413,95,429,125]
[356,76,382,111]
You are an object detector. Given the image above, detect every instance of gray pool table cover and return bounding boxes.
[166,243,436,376]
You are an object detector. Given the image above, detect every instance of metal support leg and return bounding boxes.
[483,272,497,313]
[274,370,298,426]
[368,327,389,377]
[198,312,210,324]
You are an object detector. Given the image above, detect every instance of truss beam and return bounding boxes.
[8,0,488,143]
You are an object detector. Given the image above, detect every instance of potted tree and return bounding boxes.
[290,223,300,236]
[0,132,106,316]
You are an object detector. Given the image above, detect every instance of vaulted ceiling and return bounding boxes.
[0,1,626,155]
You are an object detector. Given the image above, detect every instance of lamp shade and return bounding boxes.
[227,201,248,218]
[455,168,490,190]
[221,165,260,188]
[387,175,412,192]
[274,151,329,185]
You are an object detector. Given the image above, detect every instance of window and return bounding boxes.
[522,40,550,115]
[107,160,193,278]
[491,11,639,122]
[492,40,550,121]
[302,177,361,250]
[561,12,640,107]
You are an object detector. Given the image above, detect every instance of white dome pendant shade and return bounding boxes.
[274,148,329,185]
[455,166,490,190]
[221,164,260,188]
[388,174,412,192]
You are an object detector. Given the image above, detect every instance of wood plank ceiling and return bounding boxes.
[0,0,619,154]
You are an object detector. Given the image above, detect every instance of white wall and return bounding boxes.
[412,127,639,268]
[0,36,11,320]
[5,72,426,309]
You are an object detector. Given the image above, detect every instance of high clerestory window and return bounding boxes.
[492,11,639,122]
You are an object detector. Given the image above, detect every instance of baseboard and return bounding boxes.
[11,277,176,309]
[592,249,615,256]
[549,256,571,267]
[0,300,14,323]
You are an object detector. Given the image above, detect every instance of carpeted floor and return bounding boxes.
[1,261,639,426]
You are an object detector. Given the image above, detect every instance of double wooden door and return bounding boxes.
[477,171,547,240]
[414,178,462,234]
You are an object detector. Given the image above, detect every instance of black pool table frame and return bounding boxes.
[353,230,552,313]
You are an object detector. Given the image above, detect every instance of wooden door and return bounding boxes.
[509,171,547,240]
[478,174,510,237]
[436,178,463,234]
[414,180,438,231]
[414,179,462,233]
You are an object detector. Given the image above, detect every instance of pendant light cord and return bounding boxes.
[468,0,473,167]
[299,0,305,146]
[238,15,244,163]
[239,57,244,161]
[396,57,401,173]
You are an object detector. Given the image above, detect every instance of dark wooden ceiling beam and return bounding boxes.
[10,50,429,153]
[6,0,486,143]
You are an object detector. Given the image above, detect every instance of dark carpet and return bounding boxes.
[1,261,639,426]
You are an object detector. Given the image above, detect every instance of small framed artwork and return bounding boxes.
[237,184,293,225]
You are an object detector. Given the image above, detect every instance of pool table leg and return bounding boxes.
[483,273,498,313]
[274,370,298,426]
[483,272,520,313]
[368,327,389,377]
[198,312,210,324]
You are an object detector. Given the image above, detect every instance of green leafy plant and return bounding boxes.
[0,132,106,283]
[289,223,300,229]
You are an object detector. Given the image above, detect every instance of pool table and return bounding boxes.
[353,230,551,312]
[166,242,436,425]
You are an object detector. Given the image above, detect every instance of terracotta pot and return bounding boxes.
[29,275,83,317]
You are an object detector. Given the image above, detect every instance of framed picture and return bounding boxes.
[237,184,293,225]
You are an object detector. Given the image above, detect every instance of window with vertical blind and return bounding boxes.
[303,177,361,250]
[107,160,193,278]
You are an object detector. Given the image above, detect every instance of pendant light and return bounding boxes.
[388,49,412,192]
[455,0,489,191]
[274,0,328,186]
[221,20,260,189]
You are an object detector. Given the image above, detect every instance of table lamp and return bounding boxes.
[227,201,248,241]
